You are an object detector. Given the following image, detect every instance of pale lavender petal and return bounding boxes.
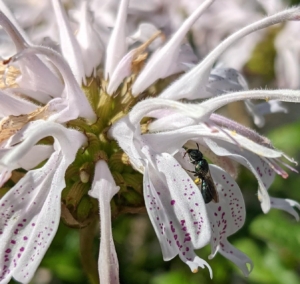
[51,0,86,84]
[142,124,284,159]
[75,1,103,78]
[245,100,288,127]
[89,160,120,284]
[10,46,96,123]
[143,159,212,277]
[108,116,144,172]
[107,48,136,94]
[218,239,253,277]
[159,7,300,100]
[0,90,37,116]
[206,68,248,97]
[105,0,129,79]
[18,145,53,170]
[270,197,300,221]
[0,122,86,283]
[128,98,207,127]
[132,0,215,96]
[275,22,300,89]
[148,113,196,132]
[0,10,63,100]
[129,23,162,47]
[207,165,245,257]
[204,138,275,213]
[0,169,11,187]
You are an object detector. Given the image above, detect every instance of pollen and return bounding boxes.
[0,105,48,143]
[0,61,19,89]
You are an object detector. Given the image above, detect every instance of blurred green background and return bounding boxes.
[9,0,300,283]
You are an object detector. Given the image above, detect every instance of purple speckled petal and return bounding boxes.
[0,122,85,283]
[204,138,275,213]
[143,162,212,277]
[142,145,212,275]
[207,165,245,257]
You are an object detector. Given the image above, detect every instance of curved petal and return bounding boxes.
[0,90,37,117]
[204,138,275,213]
[0,121,86,283]
[9,46,96,123]
[0,10,63,100]
[270,197,300,220]
[218,239,253,277]
[159,7,300,100]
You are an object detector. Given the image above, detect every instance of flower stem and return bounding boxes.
[80,219,99,284]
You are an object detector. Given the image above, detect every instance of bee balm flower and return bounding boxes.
[0,0,300,283]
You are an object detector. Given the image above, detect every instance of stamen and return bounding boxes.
[210,113,273,148]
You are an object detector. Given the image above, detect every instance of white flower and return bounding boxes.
[0,0,300,283]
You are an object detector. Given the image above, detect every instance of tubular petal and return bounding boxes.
[105,0,129,79]
[89,160,120,284]
[132,0,215,95]
[76,1,103,78]
[51,0,86,84]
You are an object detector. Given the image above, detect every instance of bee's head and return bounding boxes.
[186,149,203,161]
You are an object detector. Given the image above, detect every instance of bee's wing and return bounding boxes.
[205,171,219,203]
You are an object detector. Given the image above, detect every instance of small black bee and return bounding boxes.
[183,143,219,204]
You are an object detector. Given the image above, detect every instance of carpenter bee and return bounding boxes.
[183,143,219,204]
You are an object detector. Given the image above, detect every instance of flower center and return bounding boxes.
[59,75,151,226]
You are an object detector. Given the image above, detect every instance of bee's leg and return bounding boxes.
[196,142,200,151]
[185,169,196,174]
